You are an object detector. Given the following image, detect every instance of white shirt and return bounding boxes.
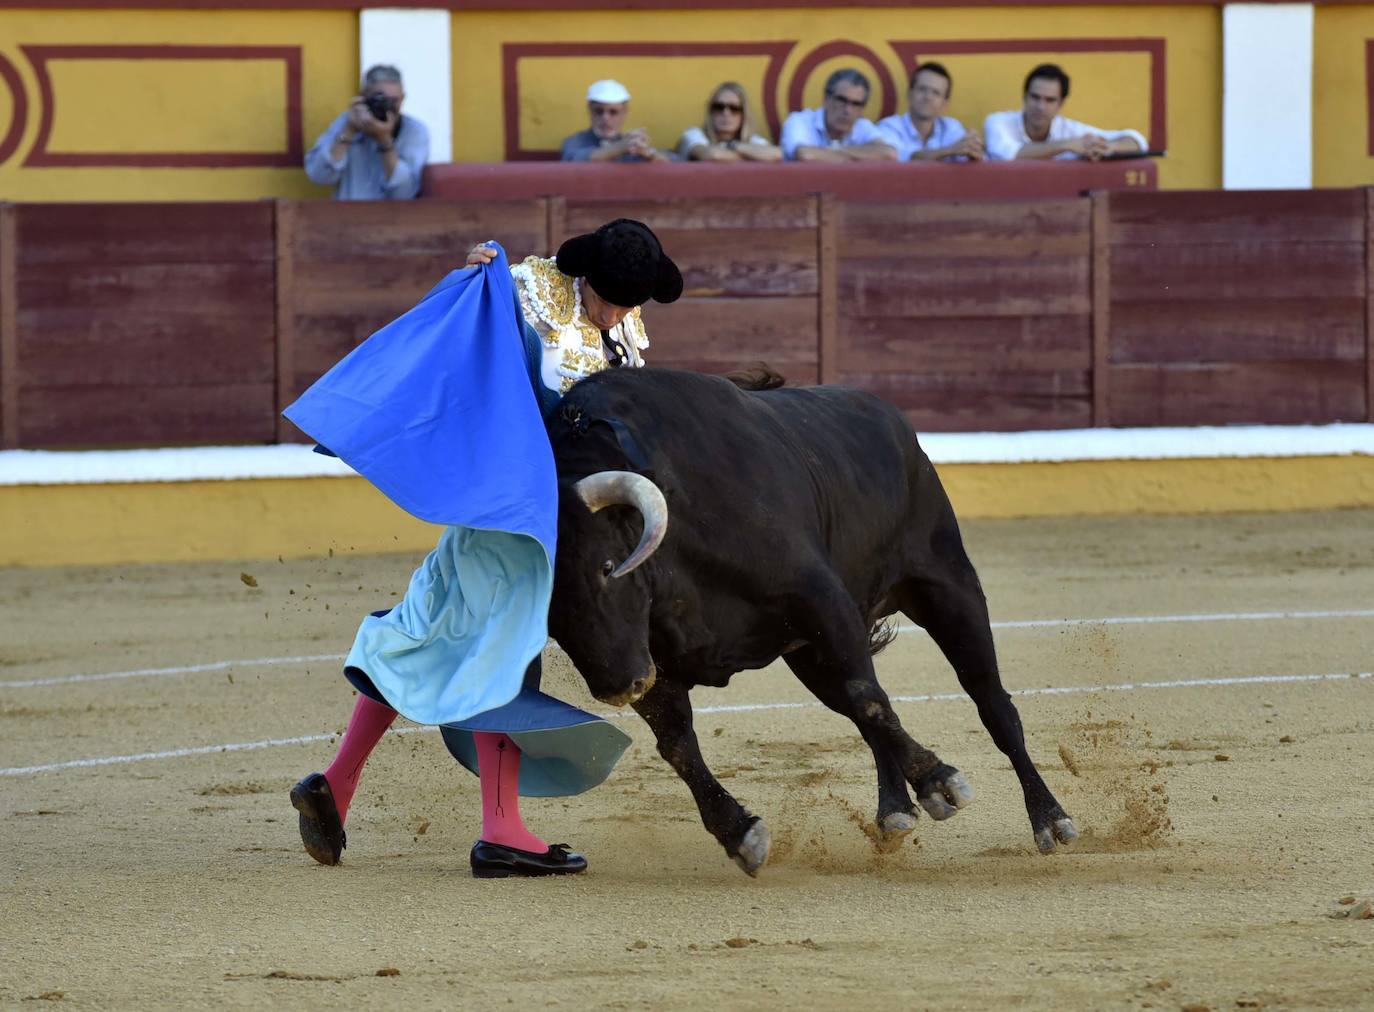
[875,113,968,161]
[982,110,1147,161]
[780,107,885,160]
[676,126,773,159]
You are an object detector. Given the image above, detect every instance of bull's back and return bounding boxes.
[559,369,923,556]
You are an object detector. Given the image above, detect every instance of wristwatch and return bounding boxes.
[376,143,394,153]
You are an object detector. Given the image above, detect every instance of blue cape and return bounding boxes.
[282,246,561,727]
[283,244,556,564]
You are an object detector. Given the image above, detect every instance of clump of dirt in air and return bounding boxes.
[1057,709,1172,852]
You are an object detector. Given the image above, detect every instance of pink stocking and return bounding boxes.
[475,732,548,853]
[323,694,397,824]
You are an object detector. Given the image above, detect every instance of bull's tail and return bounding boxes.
[868,616,898,656]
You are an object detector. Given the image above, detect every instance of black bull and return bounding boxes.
[546,367,1077,875]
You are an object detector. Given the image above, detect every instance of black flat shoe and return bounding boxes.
[470,841,587,878]
[289,772,346,866]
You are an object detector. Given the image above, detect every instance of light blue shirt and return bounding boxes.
[305,111,429,200]
[780,107,884,160]
[876,113,969,161]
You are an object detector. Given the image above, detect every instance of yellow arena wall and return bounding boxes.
[5,453,1374,567]
[1314,6,1374,188]
[0,5,1224,201]
[456,5,1221,190]
[0,8,357,201]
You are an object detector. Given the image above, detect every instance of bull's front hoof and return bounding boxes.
[1034,816,1079,854]
[916,765,975,821]
[878,810,919,841]
[730,819,771,877]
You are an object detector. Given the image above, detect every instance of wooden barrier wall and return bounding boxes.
[0,189,1370,449]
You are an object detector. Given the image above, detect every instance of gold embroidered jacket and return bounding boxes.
[510,256,650,395]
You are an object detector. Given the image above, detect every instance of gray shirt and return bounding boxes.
[559,128,667,162]
[305,111,430,200]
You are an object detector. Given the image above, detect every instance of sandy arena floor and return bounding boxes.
[2,509,1372,1010]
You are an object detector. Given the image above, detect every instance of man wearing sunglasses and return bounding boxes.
[780,69,897,162]
[560,79,673,162]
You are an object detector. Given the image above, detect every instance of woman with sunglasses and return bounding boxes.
[677,82,781,162]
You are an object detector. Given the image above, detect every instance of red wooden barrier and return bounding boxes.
[837,199,1093,431]
[12,202,276,447]
[0,186,1369,450]
[0,204,16,449]
[1105,189,1368,426]
[423,159,1158,203]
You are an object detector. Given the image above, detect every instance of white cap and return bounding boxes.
[586,79,631,104]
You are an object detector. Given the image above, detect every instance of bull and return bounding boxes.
[546,367,1077,875]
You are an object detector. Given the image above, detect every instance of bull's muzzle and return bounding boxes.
[599,666,657,707]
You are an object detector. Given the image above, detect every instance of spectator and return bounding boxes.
[984,63,1146,161]
[780,69,897,162]
[560,80,672,162]
[304,64,429,200]
[877,62,984,162]
[677,82,781,162]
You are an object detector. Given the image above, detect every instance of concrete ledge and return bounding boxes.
[3,436,1372,566]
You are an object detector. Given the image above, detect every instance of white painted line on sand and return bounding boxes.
[3,670,1369,777]
[0,726,430,777]
[1,655,344,689]
[4,608,1372,691]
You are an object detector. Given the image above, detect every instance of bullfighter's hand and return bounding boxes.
[465,242,497,266]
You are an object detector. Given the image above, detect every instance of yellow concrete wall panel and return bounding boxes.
[0,9,356,202]
[5,456,1374,567]
[455,5,1220,189]
[46,59,293,156]
[1313,7,1374,188]
[519,55,779,152]
[0,478,441,568]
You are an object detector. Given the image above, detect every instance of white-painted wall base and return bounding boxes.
[360,8,453,164]
[1222,3,1313,189]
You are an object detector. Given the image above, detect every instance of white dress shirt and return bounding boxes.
[875,113,969,161]
[982,110,1147,161]
[780,107,885,160]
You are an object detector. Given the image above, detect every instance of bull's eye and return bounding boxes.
[600,559,615,578]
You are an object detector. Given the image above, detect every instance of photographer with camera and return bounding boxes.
[305,64,430,200]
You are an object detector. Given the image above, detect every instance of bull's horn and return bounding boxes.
[573,471,668,578]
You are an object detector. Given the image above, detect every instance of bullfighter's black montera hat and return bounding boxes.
[555,218,683,309]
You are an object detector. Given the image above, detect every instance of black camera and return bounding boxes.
[364,92,395,122]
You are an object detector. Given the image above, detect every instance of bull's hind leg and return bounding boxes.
[784,647,920,845]
[790,578,975,828]
[897,539,1077,852]
[631,679,770,876]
